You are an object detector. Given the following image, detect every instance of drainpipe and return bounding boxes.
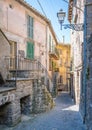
[6,7,9,31]
[46,25,47,73]
[45,25,48,86]
[83,2,87,124]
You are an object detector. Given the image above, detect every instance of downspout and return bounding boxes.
[46,24,48,86]
[46,25,48,73]
[83,2,87,123]
[6,7,8,31]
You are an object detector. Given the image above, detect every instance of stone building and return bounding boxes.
[68,0,84,104]
[80,1,92,129]
[0,0,59,126]
[0,29,10,82]
[56,43,71,92]
[68,0,92,129]
[0,0,59,93]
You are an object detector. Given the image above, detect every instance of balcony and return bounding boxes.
[53,68,59,72]
[49,47,59,60]
[5,56,42,79]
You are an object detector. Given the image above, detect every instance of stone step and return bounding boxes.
[32,79,55,113]
[0,80,15,88]
[8,70,42,79]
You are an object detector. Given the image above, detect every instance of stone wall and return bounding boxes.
[85,34,92,129]
[79,1,92,129]
[0,30,10,81]
[0,79,33,126]
[0,88,16,126]
[0,78,54,126]
[32,79,55,113]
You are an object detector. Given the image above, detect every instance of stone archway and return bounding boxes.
[0,102,11,126]
[20,95,31,115]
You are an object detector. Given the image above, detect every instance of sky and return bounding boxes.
[25,0,70,43]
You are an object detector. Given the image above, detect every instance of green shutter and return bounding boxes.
[27,42,34,59]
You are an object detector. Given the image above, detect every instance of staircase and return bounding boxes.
[52,72,59,97]
[4,56,53,92]
[0,56,55,113]
[32,79,55,113]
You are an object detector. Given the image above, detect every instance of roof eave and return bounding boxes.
[68,0,73,23]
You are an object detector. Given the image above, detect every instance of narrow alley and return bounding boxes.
[0,92,86,130]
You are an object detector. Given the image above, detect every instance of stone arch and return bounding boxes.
[0,102,12,126]
[20,95,31,115]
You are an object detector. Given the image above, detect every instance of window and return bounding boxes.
[27,15,33,39]
[74,0,77,5]
[59,49,62,55]
[52,61,56,70]
[60,76,63,83]
[59,59,62,66]
[26,42,34,59]
[49,58,52,71]
[49,35,51,51]
[9,41,17,69]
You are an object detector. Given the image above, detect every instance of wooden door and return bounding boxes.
[10,41,17,69]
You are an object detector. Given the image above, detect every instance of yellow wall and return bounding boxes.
[56,43,71,89]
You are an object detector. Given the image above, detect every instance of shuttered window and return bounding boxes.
[26,42,34,59]
[49,35,51,51]
[27,15,33,39]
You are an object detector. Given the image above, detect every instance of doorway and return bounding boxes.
[10,41,17,69]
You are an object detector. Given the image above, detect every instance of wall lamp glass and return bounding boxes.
[57,9,83,31]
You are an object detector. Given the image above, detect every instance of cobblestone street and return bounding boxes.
[0,92,86,130]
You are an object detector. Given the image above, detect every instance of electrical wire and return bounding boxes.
[37,0,47,17]
[36,0,61,42]
[45,0,61,42]
[62,0,69,4]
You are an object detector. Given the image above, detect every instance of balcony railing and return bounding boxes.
[5,56,52,92]
[49,46,59,60]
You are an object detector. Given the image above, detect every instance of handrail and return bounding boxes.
[49,46,59,57]
[34,58,53,91]
[4,56,53,92]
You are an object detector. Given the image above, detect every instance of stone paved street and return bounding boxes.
[0,92,86,130]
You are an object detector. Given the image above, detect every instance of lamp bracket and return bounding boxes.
[63,23,83,31]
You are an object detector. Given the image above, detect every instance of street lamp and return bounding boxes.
[57,9,66,30]
[57,9,83,31]
[57,1,87,123]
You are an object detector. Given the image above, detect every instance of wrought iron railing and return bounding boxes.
[37,60,52,87]
[49,46,59,58]
[5,56,40,71]
[5,56,53,92]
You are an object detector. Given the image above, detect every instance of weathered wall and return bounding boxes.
[0,0,48,68]
[0,79,33,126]
[69,0,84,104]
[0,30,10,81]
[0,78,54,126]
[32,79,54,113]
[85,3,92,127]
[56,44,71,91]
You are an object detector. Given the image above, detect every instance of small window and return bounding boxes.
[59,59,62,66]
[9,4,13,9]
[58,76,63,83]
[49,35,51,51]
[74,0,77,5]
[27,15,34,39]
[49,58,52,71]
[59,49,62,54]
